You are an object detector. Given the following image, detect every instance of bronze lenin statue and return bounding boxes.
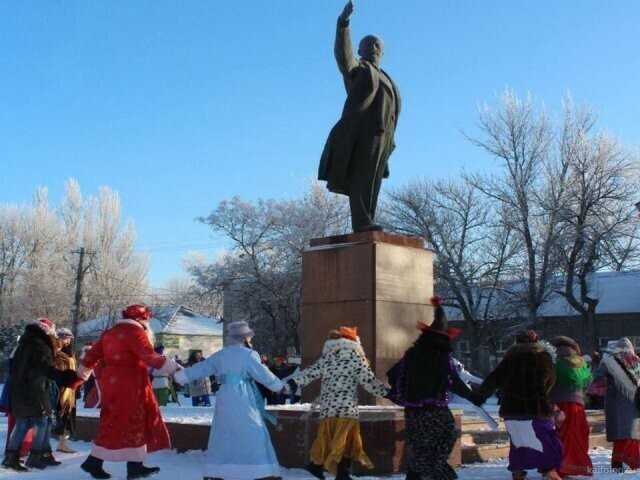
[318,1,401,233]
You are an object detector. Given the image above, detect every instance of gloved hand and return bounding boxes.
[470,392,485,407]
[61,369,80,387]
[286,378,298,394]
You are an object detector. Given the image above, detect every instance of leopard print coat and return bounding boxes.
[289,338,389,419]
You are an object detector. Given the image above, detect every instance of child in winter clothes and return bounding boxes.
[386,297,484,480]
[149,345,171,406]
[184,350,212,407]
[477,330,563,480]
[549,336,593,476]
[585,351,606,409]
[286,326,389,480]
[53,328,78,453]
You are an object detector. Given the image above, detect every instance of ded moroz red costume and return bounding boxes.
[76,304,179,480]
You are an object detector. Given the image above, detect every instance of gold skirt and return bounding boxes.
[310,418,374,474]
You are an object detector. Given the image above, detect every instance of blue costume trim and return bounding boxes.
[219,373,278,426]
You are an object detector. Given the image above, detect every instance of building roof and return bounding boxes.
[538,270,640,317]
[445,270,640,322]
[78,305,223,339]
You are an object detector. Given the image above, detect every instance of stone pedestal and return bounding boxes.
[75,407,463,473]
[301,231,433,404]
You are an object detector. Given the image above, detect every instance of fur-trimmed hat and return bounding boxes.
[33,318,56,336]
[552,335,581,355]
[122,304,153,321]
[226,321,254,344]
[56,327,74,339]
[516,329,539,344]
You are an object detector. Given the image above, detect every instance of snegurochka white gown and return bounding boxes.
[174,344,285,479]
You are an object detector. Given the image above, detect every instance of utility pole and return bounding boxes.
[70,247,93,347]
[0,272,4,328]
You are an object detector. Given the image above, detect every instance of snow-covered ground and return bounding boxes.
[0,395,635,479]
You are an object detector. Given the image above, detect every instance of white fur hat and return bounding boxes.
[226,321,254,345]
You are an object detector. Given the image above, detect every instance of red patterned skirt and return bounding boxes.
[555,402,592,476]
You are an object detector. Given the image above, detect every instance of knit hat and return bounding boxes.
[515,329,539,344]
[154,345,165,355]
[552,335,581,355]
[226,321,254,344]
[34,318,56,336]
[56,327,74,339]
[339,326,359,342]
[122,304,153,321]
[415,297,461,340]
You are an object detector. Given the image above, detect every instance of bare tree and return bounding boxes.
[0,190,70,326]
[186,182,349,356]
[0,179,149,329]
[63,182,149,321]
[149,274,223,318]
[384,177,518,369]
[465,89,566,324]
[554,101,640,353]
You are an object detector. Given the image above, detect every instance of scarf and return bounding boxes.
[603,347,640,438]
[554,351,592,391]
[602,349,640,404]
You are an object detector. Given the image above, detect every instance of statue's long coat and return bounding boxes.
[318,19,401,195]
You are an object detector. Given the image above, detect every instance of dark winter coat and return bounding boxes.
[10,324,76,417]
[592,360,640,440]
[387,329,479,409]
[478,342,556,419]
[318,17,401,195]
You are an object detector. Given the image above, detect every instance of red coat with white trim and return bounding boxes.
[78,319,177,461]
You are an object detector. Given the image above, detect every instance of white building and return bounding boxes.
[78,305,224,361]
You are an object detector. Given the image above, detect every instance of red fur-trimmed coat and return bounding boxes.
[77,319,178,461]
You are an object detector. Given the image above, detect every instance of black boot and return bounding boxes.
[25,450,48,470]
[126,461,160,480]
[42,448,62,466]
[405,468,421,480]
[2,450,29,472]
[305,462,326,480]
[611,461,625,473]
[81,455,111,479]
[335,457,352,480]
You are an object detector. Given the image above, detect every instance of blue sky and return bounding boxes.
[2,1,640,287]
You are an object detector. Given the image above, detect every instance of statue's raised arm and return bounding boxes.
[335,1,358,77]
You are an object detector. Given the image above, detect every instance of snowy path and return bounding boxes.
[0,399,634,479]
